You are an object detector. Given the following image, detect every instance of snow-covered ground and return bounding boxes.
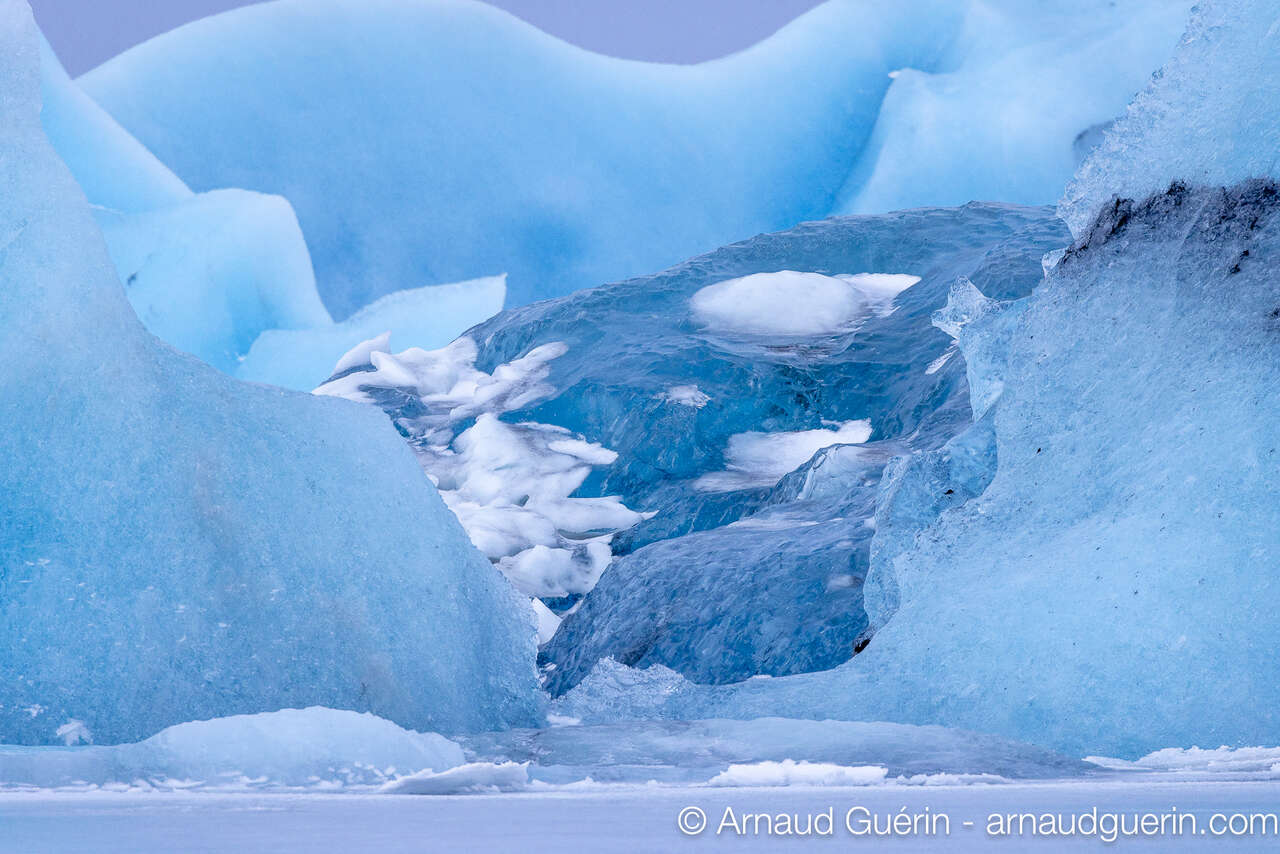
[4,780,1279,852]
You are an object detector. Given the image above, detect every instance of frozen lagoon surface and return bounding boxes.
[3,710,1279,851]
[4,781,1280,852]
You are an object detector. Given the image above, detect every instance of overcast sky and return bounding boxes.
[32,0,826,76]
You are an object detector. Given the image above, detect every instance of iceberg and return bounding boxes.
[451,204,1065,687]
[467,203,1068,552]
[1061,0,1280,236]
[556,181,1280,759]
[95,189,331,376]
[79,0,1188,314]
[38,28,330,376]
[0,0,541,745]
[37,34,188,213]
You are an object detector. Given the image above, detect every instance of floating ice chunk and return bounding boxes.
[695,420,874,492]
[239,275,507,391]
[382,761,530,795]
[138,708,463,786]
[0,708,464,791]
[1089,746,1280,779]
[709,760,889,787]
[691,271,917,337]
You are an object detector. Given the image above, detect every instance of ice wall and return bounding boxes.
[0,0,541,745]
[1062,0,1280,236]
[80,0,1188,314]
[559,181,1280,758]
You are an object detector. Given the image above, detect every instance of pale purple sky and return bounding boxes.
[32,0,826,76]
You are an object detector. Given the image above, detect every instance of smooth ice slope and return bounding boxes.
[239,275,507,391]
[558,182,1280,758]
[95,190,332,375]
[38,31,330,375]
[81,0,1187,314]
[1062,0,1280,236]
[0,0,540,745]
[37,35,189,212]
[0,708,464,790]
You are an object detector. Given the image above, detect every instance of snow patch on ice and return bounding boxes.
[658,385,710,408]
[317,337,647,599]
[695,420,874,492]
[54,720,91,746]
[691,272,918,338]
[239,275,507,391]
[382,761,530,795]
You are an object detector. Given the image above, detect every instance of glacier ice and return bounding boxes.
[321,203,1067,688]
[1062,0,1280,237]
[0,0,541,745]
[835,0,1193,217]
[0,708,464,791]
[79,0,1188,313]
[469,204,1068,689]
[37,34,188,213]
[554,181,1280,759]
[239,275,507,391]
[37,27,332,376]
[467,203,1068,552]
[95,189,332,375]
